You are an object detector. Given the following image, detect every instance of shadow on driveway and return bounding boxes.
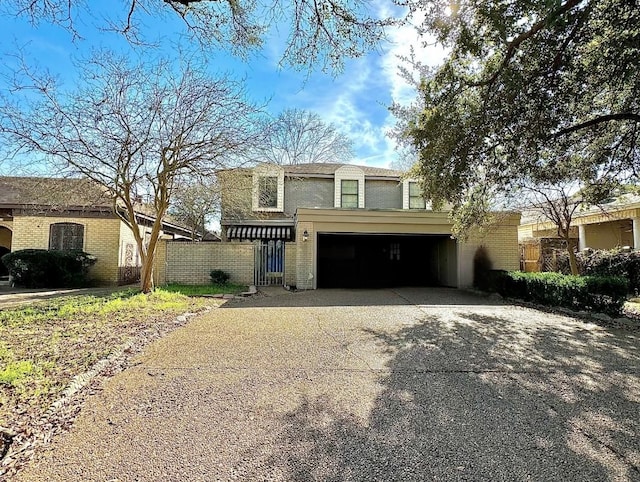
[14,288,640,481]
[259,296,640,481]
[224,287,505,308]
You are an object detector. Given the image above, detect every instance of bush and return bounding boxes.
[490,271,628,316]
[556,248,640,294]
[210,269,230,285]
[1,249,97,288]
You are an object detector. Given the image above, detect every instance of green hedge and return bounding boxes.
[485,270,628,316]
[1,249,97,288]
[557,248,640,294]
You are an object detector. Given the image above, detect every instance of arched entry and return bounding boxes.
[0,225,12,277]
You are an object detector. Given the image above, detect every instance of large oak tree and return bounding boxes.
[394,0,639,235]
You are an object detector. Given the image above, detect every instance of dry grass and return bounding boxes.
[0,289,219,455]
[161,283,247,296]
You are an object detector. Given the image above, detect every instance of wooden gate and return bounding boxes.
[254,240,285,286]
[520,242,541,272]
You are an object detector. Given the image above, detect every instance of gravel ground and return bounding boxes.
[14,288,640,481]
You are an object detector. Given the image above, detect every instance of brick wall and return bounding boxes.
[365,180,402,209]
[284,178,333,215]
[164,241,255,285]
[153,239,167,286]
[285,242,297,286]
[11,214,122,284]
[458,218,521,288]
[295,221,315,289]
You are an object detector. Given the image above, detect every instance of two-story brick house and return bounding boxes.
[219,163,521,290]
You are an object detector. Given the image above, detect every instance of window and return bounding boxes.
[341,180,359,208]
[390,243,400,261]
[49,223,84,250]
[409,182,426,209]
[258,176,278,208]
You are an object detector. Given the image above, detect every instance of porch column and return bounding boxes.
[578,225,587,251]
[633,218,640,250]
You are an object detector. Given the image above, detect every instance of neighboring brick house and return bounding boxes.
[0,176,192,285]
[217,163,521,289]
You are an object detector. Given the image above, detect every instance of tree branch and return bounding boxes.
[553,113,640,137]
[470,0,583,88]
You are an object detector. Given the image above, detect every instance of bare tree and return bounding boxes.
[520,184,583,275]
[516,180,618,275]
[0,51,261,292]
[256,108,353,165]
[170,177,221,240]
[3,0,393,71]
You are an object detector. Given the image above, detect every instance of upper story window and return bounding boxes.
[403,178,429,210]
[408,181,426,209]
[252,165,284,212]
[49,222,84,250]
[334,165,365,208]
[341,180,359,208]
[258,176,278,208]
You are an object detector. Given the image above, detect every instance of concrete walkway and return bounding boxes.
[16,288,640,481]
[0,285,137,310]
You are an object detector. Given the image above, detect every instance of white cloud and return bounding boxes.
[379,9,448,107]
[267,4,450,170]
[293,59,388,164]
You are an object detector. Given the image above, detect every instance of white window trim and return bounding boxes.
[252,165,285,212]
[403,179,430,210]
[334,166,365,208]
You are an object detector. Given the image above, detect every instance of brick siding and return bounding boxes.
[365,180,402,209]
[11,215,122,284]
[458,221,521,288]
[163,241,255,285]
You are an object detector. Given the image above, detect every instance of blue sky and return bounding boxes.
[0,2,445,172]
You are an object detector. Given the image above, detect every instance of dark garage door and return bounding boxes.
[317,233,457,289]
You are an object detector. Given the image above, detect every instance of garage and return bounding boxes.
[317,233,457,289]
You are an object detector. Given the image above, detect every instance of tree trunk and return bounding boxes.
[138,215,166,293]
[565,235,579,275]
[140,254,154,293]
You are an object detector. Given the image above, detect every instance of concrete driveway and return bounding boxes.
[17,288,640,481]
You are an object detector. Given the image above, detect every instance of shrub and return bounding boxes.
[1,249,97,288]
[556,248,640,294]
[210,269,230,285]
[491,271,628,316]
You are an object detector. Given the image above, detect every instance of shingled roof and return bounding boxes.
[0,176,194,235]
[0,176,112,210]
[282,162,404,178]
